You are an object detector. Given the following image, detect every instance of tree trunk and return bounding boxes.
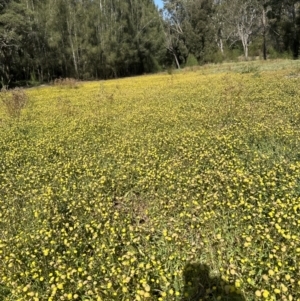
[245,44,248,60]
[292,3,299,59]
[67,19,79,77]
[240,34,249,60]
[173,52,180,69]
[262,6,267,60]
[219,38,224,54]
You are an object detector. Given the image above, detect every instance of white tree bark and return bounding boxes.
[221,0,260,59]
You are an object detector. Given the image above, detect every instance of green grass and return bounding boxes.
[182,58,300,75]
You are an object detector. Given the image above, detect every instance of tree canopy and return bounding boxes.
[0,0,299,86]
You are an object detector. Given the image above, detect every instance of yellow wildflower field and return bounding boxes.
[1,63,300,301]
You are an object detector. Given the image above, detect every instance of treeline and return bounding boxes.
[0,0,300,86]
[0,0,165,86]
[164,0,300,67]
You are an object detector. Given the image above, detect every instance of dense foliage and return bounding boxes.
[0,0,165,85]
[1,61,300,300]
[0,0,300,86]
[163,0,300,65]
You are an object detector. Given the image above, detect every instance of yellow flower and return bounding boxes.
[262,290,269,298]
[57,283,63,290]
[268,270,275,276]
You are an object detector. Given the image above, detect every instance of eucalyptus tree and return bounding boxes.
[218,0,261,59]
[0,0,33,84]
[0,0,165,85]
[87,0,164,78]
[212,0,226,54]
[162,0,188,68]
[163,0,217,66]
[267,0,300,58]
[183,0,216,62]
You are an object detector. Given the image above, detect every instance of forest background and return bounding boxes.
[0,0,300,87]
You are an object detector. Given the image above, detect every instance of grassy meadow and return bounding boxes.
[1,60,300,301]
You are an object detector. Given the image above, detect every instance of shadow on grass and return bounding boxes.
[181,263,245,301]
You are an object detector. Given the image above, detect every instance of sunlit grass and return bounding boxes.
[1,61,300,301]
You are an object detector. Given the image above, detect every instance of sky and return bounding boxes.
[154,0,163,9]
